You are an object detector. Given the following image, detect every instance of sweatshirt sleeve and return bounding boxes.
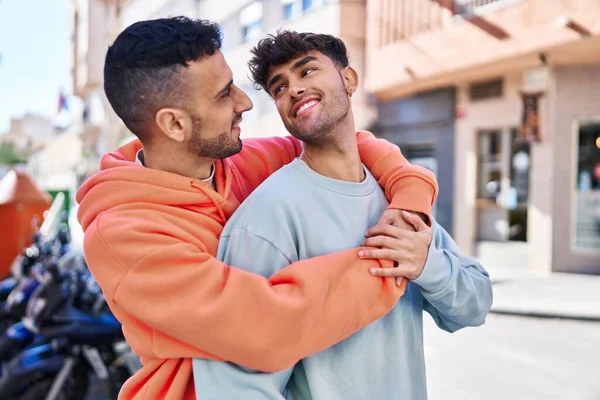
[234,134,439,221]
[88,212,403,373]
[413,221,493,332]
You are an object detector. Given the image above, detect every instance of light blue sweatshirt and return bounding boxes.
[193,158,493,400]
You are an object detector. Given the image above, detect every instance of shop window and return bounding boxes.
[573,121,600,251]
[476,128,530,241]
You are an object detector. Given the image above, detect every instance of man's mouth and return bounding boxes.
[292,97,320,118]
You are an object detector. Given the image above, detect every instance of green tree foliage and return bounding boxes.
[0,144,27,165]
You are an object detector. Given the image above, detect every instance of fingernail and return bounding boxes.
[370,268,377,275]
[358,251,364,258]
[396,277,404,287]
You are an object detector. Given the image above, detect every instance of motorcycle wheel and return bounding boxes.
[17,365,90,400]
[14,379,52,400]
[0,328,33,362]
[0,319,11,333]
[107,362,132,399]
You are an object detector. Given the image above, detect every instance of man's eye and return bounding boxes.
[223,88,231,97]
[302,68,315,77]
[274,85,286,95]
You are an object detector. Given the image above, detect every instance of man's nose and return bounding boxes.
[234,86,253,113]
[289,84,306,98]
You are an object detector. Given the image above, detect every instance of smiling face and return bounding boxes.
[266,51,352,143]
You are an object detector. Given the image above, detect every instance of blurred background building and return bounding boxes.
[365,0,600,274]
[2,0,599,275]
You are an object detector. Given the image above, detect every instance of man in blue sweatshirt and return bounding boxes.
[192,31,493,399]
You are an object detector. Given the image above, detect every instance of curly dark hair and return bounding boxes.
[248,30,349,96]
[103,17,222,141]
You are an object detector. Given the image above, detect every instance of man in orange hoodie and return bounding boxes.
[76,17,438,399]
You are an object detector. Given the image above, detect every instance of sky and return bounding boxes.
[0,0,71,133]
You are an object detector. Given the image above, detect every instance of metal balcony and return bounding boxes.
[453,0,508,15]
[370,0,512,46]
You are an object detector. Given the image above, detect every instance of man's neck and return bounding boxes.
[143,145,214,182]
[300,118,364,183]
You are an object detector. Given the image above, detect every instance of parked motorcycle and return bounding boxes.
[0,193,140,399]
[0,252,139,400]
[0,223,73,340]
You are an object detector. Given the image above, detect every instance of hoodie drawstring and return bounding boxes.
[189,181,227,225]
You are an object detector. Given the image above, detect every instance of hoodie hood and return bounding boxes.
[76,139,234,231]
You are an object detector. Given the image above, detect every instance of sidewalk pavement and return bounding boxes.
[487,266,600,321]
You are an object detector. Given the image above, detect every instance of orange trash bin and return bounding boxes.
[0,170,52,279]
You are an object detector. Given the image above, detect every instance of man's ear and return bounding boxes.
[155,108,190,142]
[341,66,359,97]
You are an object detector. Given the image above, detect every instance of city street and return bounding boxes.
[425,313,600,400]
[87,314,600,400]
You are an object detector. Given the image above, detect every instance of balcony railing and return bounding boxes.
[371,0,508,46]
[453,0,506,15]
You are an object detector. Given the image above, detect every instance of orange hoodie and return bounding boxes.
[76,131,438,400]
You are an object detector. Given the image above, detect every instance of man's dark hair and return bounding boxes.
[103,17,222,140]
[248,31,349,95]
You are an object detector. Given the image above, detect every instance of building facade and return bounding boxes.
[366,0,600,274]
[70,0,125,180]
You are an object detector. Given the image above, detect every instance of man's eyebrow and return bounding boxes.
[291,56,318,71]
[267,56,319,92]
[215,79,233,99]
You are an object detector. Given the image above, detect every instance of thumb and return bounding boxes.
[401,211,426,231]
[379,209,398,225]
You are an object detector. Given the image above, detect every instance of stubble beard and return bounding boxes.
[288,80,350,145]
[187,116,242,160]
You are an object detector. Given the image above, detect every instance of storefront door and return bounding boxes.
[476,127,531,242]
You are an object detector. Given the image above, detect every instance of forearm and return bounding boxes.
[355,131,438,221]
[112,243,401,372]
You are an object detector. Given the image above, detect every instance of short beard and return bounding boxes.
[187,116,242,160]
[288,74,349,144]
